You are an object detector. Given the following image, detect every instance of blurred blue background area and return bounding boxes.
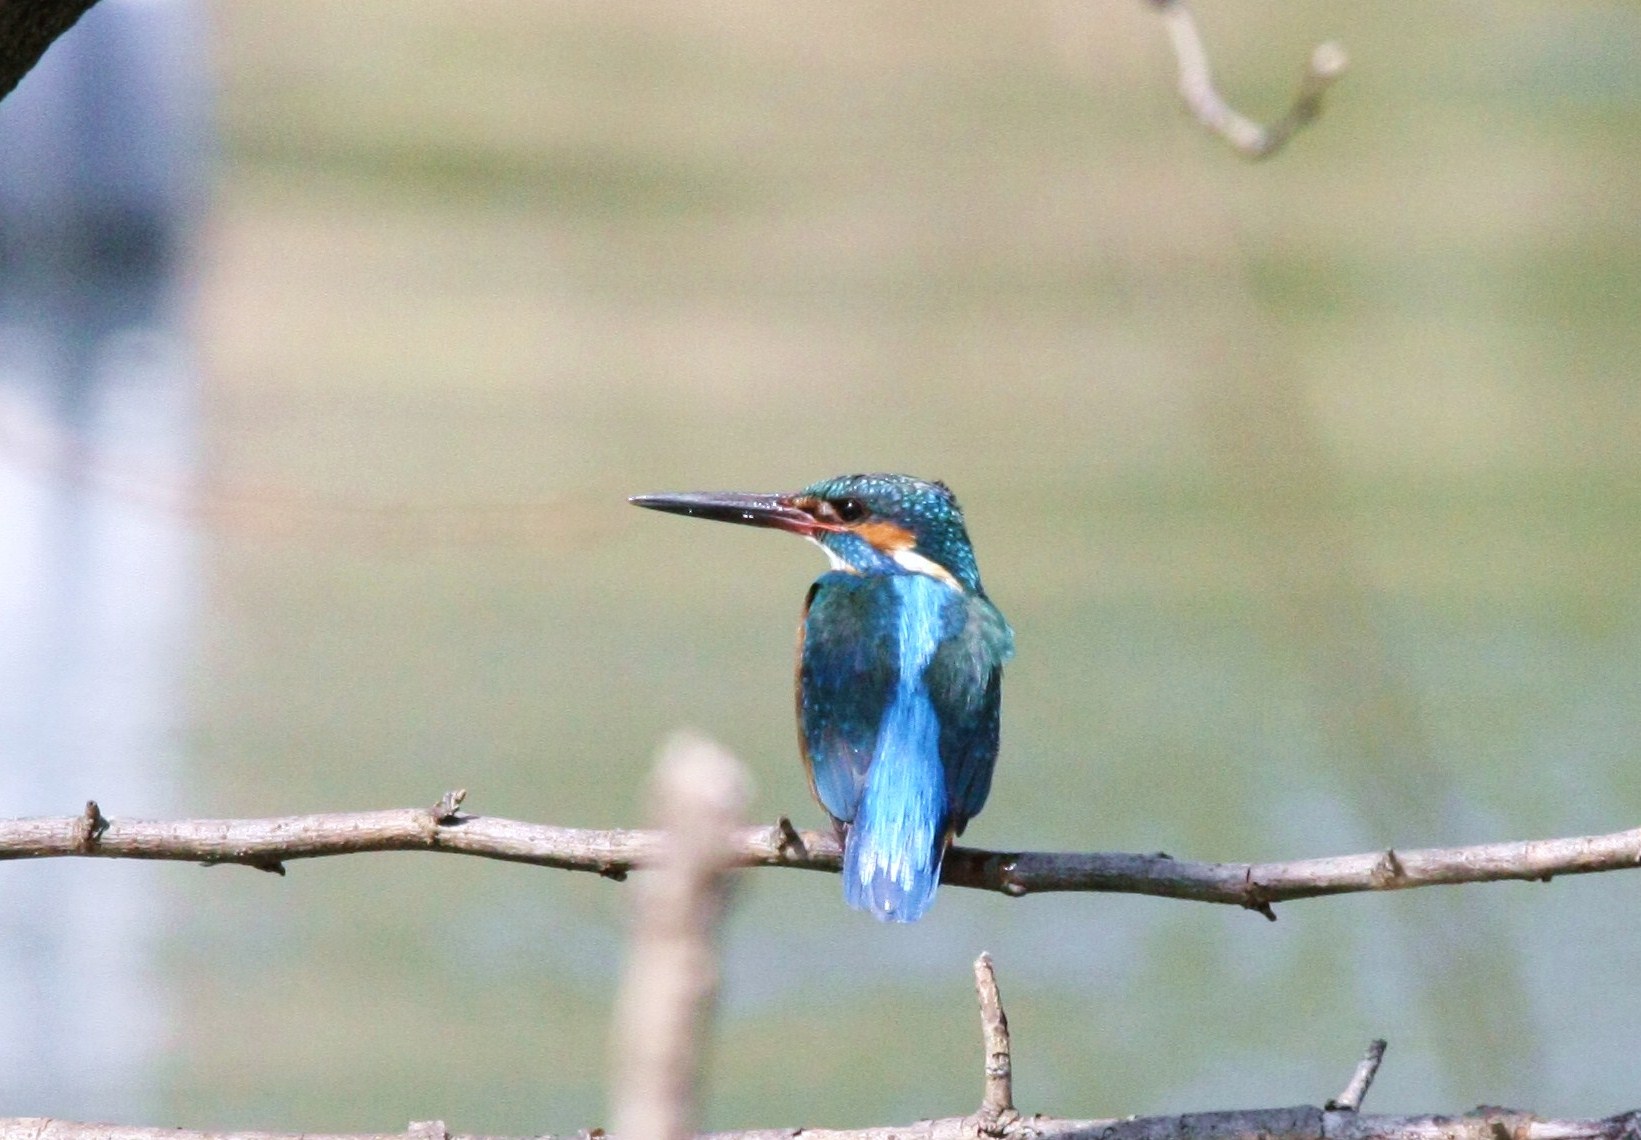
[1,1,1639,1132]
[0,0,210,1118]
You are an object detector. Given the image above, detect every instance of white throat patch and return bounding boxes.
[808,535,961,589]
[889,547,960,589]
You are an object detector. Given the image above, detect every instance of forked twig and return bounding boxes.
[1149,0,1347,158]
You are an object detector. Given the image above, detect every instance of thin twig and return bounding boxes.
[3,805,1639,914]
[1327,1040,1388,1113]
[973,952,1017,1135]
[1149,0,1347,159]
[610,733,749,1140]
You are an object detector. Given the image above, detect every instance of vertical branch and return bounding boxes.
[1327,1040,1388,1113]
[1148,0,1347,159]
[609,733,751,1140]
[973,952,1017,1135]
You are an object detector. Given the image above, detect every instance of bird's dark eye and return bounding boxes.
[833,497,867,522]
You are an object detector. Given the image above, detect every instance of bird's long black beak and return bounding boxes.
[629,490,820,536]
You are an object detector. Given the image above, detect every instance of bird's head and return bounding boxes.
[631,472,986,593]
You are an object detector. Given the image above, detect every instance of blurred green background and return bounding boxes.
[118,0,1641,1131]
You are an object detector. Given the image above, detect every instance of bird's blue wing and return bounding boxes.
[797,572,898,826]
[925,594,1013,831]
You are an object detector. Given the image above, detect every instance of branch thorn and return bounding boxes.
[79,800,108,850]
[1371,849,1405,886]
[431,789,467,824]
[774,815,807,859]
[1241,869,1278,921]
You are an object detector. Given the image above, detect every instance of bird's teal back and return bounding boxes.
[800,569,1009,922]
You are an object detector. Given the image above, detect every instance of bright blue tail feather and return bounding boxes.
[842,683,949,923]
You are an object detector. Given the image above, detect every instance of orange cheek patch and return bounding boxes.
[853,520,916,551]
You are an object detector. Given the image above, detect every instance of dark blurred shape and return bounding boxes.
[0,0,211,1118]
[0,0,211,400]
[0,0,102,103]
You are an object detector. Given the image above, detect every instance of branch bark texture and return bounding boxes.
[3,801,1638,915]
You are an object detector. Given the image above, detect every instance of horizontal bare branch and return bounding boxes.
[3,797,1639,915]
[4,1106,1638,1140]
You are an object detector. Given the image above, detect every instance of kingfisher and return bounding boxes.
[630,473,1013,922]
